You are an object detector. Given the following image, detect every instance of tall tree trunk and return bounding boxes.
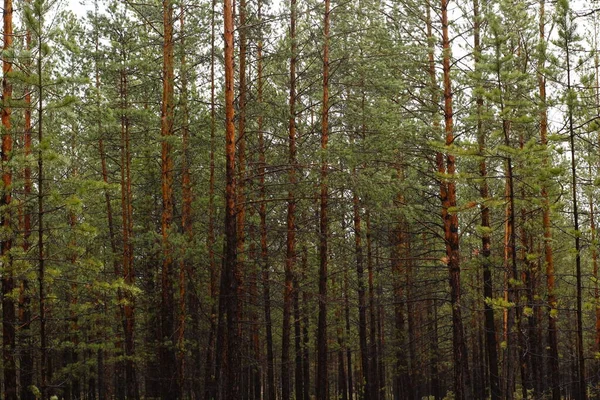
[216,0,239,396]
[392,188,411,400]
[178,3,193,395]
[236,1,248,394]
[37,19,48,399]
[204,0,218,397]
[344,267,354,400]
[257,3,275,398]
[565,25,586,400]
[94,4,113,395]
[301,246,311,400]
[282,0,297,396]
[354,182,370,400]
[294,274,305,400]
[472,1,500,397]
[537,2,560,398]
[119,44,138,399]
[1,1,15,398]
[19,8,34,398]
[440,1,470,397]
[367,213,379,400]
[316,0,330,398]
[160,0,177,398]
[593,22,600,396]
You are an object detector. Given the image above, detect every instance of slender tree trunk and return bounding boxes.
[344,267,354,400]
[593,23,600,395]
[179,3,193,395]
[537,2,560,398]
[473,1,500,397]
[282,0,298,396]
[317,0,330,398]
[204,0,218,397]
[94,6,113,395]
[440,1,470,397]
[160,0,177,397]
[257,4,275,398]
[354,183,370,400]
[392,191,411,400]
[1,1,15,398]
[294,273,304,400]
[301,246,311,400]
[119,46,138,399]
[216,0,239,396]
[367,215,379,400]
[566,31,587,400]
[19,9,34,399]
[37,21,48,399]
[236,2,248,394]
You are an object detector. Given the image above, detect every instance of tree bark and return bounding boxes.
[440,0,470,397]
[19,6,34,398]
[537,2,560,398]
[354,184,371,400]
[37,19,48,399]
[178,3,193,395]
[1,0,15,398]
[160,0,177,397]
[472,1,500,397]
[282,0,298,396]
[215,0,239,396]
[257,2,276,397]
[316,0,330,398]
[204,0,218,398]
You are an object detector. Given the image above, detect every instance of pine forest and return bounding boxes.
[5,0,600,398]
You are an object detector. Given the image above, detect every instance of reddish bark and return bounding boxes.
[215,0,239,396]
[1,1,15,398]
[537,3,559,398]
[160,0,177,397]
[440,0,470,397]
[316,0,330,397]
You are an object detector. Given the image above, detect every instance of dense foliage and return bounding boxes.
[2,0,600,399]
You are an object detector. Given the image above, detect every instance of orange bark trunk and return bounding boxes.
[440,0,470,397]
[316,0,330,398]
[1,0,15,398]
[160,0,176,397]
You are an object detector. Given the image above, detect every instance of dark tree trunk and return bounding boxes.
[204,0,218,398]
[440,0,470,397]
[19,7,34,398]
[282,0,297,396]
[472,1,501,397]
